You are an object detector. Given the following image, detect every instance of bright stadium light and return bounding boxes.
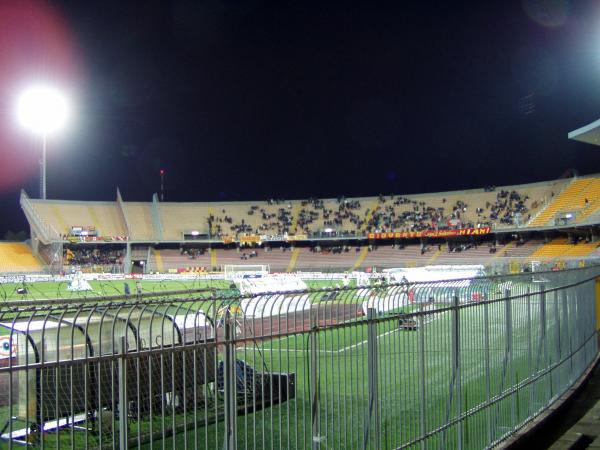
[16,85,71,200]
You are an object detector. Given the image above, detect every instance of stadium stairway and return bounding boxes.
[289,203,302,233]
[487,241,515,263]
[361,199,380,233]
[352,246,369,270]
[0,243,43,273]
[529,178,600,227]
[426,244,446,265]
[153,248,164,272]
[207,206,215,236]
[286,248,300,272]
[210,248,217,269]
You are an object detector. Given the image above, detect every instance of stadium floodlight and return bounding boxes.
[16,85,71,200]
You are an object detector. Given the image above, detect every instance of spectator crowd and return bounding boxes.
[204,185,547,240]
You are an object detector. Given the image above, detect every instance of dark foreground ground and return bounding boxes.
[507,359,600,449]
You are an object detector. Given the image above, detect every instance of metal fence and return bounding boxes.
[0,267,598,449]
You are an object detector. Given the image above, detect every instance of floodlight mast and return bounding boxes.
[17,86,70,200]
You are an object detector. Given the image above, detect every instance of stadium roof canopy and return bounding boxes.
[568,118,600,146]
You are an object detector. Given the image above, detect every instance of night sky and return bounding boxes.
[1,0,600,235]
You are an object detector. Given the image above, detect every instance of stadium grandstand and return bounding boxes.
[16,173,600,275]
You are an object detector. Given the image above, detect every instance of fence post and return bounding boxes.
[484,291,492,443]
[363,307,380,450]
[526,286,533,416]
[452,293,462,450]
[223,312,237,450]
[561,287,572,384]
[310,309,321,449]
[418,303,427,449]
[505,288,516,428]
[553,287,562,391]
[118,336,128,450]
[540,284,551,403]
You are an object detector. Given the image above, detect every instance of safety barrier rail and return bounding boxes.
[0,266,597,449]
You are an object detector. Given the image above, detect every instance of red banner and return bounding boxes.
[367,227,492,240]
[239,235,261,244]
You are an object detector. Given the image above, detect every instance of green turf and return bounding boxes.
[0,279,232,302]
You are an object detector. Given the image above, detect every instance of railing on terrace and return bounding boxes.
[19,190,61,242]
[151,193,163,241]
[0,267,597,449]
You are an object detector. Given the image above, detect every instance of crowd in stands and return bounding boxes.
[447,241,478,252]
[310,245,352,254]
[485,190,531,226]
[180,247,206,259]
[240,250,258,260]
[64,246,124,267]
[202,185,546,240]
[368,196,447,233]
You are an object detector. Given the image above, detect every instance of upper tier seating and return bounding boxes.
[122,202,155,240]
[26,175,597,243]
[529,177,600,227]
[159,203,212,240]
[170,180,566,239]
[30,201,126,238]
[574,178,600,222]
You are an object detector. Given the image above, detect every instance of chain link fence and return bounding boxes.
[0,266,597,449]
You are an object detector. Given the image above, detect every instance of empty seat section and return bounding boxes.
[29,201,125,237]
[526,238,596,260]
[499,240,544,258]
[361,245,436,269]
[149,248,211,272]
[123,202,155,240]
[573,178,600,222]
[529,178,599,227]
[88,203,127,237]
[159,203,211,240]
[258,249,293,272]
[0,243,42,272]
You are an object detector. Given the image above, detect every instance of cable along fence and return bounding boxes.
[0,267,597,449]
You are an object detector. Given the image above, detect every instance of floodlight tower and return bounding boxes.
[17,86,70,199]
